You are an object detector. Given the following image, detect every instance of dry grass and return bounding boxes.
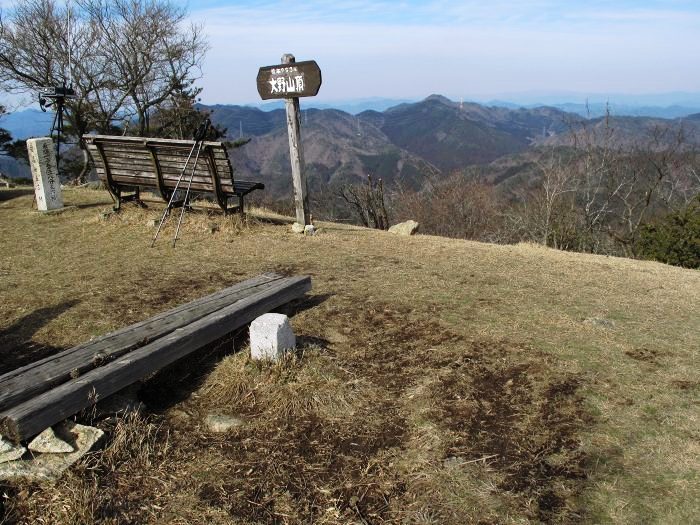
[0,186,698,524]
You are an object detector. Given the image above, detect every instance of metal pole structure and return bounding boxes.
[54,98,63,171]
[151,138,201,247]
[281,54,311,226]
[172,120,210,247]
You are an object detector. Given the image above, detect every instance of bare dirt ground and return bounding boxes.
[0,187,698,524]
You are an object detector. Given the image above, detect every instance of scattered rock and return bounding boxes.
[205,413,244,433]
[583,317,615,328]
[28,427,75,454]
[443,456,465,467]
[304,224,316,236]
[0,438,12,453]
[388,220,419,236]
[168,408,192,426]
[250,313,296,361]
[0,438,26,464]
[146,218,157,227]
[291,222,305,234]
[0,422,104,482]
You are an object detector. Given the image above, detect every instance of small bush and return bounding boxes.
[636,195,700,269]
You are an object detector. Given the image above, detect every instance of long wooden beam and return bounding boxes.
[0,274,311,442]
[0,273,295,414]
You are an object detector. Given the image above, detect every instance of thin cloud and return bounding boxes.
[185,0,700,103]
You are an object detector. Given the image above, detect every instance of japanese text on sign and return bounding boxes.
[269,74,305,95]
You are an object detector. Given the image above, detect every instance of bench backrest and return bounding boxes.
[83,135,237,202]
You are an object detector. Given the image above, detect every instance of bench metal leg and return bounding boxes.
[113,188,146,212]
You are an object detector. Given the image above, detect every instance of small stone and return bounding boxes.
[304,224,316,236]
[0,422,104,481]
[205,413,244,433]
[291,222,305,234]
[388,220,419,236]
[250,313,296,361]
[28,427,75,454]
[168,409,191,426]
[443,456,465,467]
[0,438,26,464]
[146,218,157,227]
[0,438,12,453]
[584,317,615,328]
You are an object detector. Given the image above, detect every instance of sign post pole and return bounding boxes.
[282,54,310,226]
[257,54,322,229]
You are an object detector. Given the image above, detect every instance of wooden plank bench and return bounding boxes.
[0,273,311,442]
[83,135,265,213]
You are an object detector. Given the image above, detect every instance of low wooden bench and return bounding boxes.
[83,135,265,213]
[0,273,311,442]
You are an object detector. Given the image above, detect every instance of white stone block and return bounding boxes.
[28,426,75,454]
[250,313,296,361]
[27,137,63,211]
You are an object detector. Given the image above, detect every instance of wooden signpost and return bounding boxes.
[257,54,322,227]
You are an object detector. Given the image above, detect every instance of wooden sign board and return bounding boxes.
[256,60,322,100]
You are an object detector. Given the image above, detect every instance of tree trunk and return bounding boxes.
[77,143,91,183]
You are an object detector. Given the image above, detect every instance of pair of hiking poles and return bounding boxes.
[151,119,211,248]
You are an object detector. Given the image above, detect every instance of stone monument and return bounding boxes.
[27,138,63,211]
[249,313,296,361]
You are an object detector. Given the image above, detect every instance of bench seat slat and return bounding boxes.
[84,134,264,212]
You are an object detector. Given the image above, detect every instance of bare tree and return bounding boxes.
[392,172,500,240]
[339,174,389,230]
[79,0,207,136]
[0,0,207,180]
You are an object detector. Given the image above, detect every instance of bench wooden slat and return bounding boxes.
[99,160,231,179]
[0,274,312,441]
[0,273,287,413]
[84,134,264,213]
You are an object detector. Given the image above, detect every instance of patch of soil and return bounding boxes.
[671,380,698,391]
[198,408,407,523]
[330,303,463,393]
[430,341,591,523]
[624,347,659,363]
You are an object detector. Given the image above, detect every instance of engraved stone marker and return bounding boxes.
[27,138,63,211]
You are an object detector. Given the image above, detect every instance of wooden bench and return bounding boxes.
[83,135,265,213]
[0,273,312,442]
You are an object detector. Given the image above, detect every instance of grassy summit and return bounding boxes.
[0,187,698,524]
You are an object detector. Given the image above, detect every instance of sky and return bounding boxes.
[179,0,700,106]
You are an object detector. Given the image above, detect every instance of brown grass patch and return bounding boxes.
[428,341,590,522]
[1,187,698,524]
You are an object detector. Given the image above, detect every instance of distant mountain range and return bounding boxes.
[0,108,54,140]
[2,96,699,190]
[205,95,699,196]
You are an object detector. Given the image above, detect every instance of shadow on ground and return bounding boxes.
[138,293,331,412]
[0,188,33,204]
[0,299,80,375]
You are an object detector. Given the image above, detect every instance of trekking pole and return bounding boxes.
[172,119,210,247]
[150,123,207,248]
